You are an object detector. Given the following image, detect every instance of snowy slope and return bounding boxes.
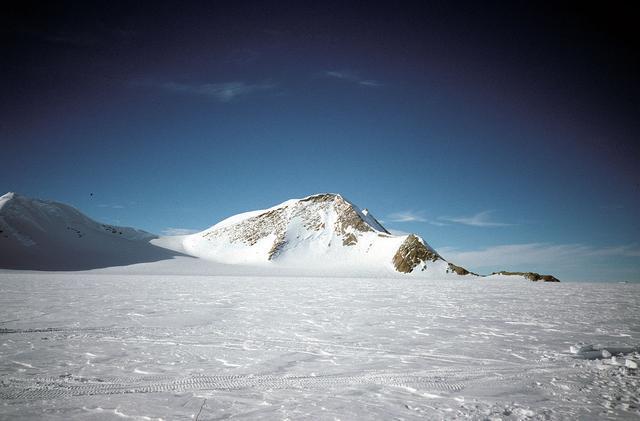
[0,192,182,270]
[182,193,472,278]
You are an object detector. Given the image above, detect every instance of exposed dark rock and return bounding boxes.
[332,196,374,235]
[392,234,441,273]
[447,263,477,276]
[342,233,357,246]
[267,234,287,260]
[204,207,287,246]
[492,271,560,282]
[299,194,374,234]
[101,224,125,235]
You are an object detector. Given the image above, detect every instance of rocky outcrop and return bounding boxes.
[299,194,374,236]
[342,232,358,246]
[392,234,442,273]
[492,271,560,282]
[204,207,287,246]
[267,233,287,260]
[447,263,477,276]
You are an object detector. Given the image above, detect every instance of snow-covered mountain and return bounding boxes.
[0,192,180,270]
[181,193,474,278]
[0,191,559,280]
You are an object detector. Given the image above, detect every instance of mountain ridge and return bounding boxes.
[0,191,559,280]
[182,193,458,277]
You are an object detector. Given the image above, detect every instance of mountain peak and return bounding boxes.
[182,193,463,277]
[300,192,344,201]
[192,192,388,264]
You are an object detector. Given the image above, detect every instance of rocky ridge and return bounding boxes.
[491,271,560,282]
[189,193,467,276]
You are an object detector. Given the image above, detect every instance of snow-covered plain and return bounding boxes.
[1,273,639,420]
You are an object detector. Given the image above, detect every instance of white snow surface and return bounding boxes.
[1,272,638,420]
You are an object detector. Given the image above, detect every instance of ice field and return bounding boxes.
[1,273,639,420]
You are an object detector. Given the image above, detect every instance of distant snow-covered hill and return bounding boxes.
[0,192,181,270]
[182,193,474,278]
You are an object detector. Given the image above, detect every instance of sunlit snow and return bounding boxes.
[1,272,638,419]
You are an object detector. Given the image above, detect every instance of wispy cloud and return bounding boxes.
[438,243,640,270]
[132,80,276,102]
[601,204,624,211]
[386,210,448,226]
[162,227,199,236]
[324,70,383,87]
[439,211,512,227]
[387,209,512,227]
[97,203,125,209]
[160,81,276,102]
[387,210,427,223]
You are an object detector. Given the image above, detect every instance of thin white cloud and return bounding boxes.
[158,81,276,102]
[437,243,640,270]
[324,70,383,87]
[387,210,448,226]
[600,204,624,211]
[97,204,125,209]
[162,227,199,236]
[358,79,383,87]
[387,210,427,223]
[439,211,512,227]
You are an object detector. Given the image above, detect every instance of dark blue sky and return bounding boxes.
[2,1,639,281]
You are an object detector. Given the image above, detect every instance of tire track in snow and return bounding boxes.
[0,326,173,335]
[0,364,565,401]
[1,372,471,400]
